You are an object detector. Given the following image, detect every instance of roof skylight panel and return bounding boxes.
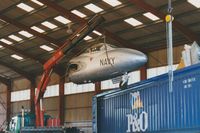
[31,0,44,6]
[84,36,92,40]
[54,16,71,24]
[0,19,6,23]
[84,3,103,13]
[8,35,22,42]
[71,10,87,18]
[31,26,45,33]
[40,45,54,51]
[11,54,24,60]
[19,31,33,38]
[0,38,13,45]
[41,21,58,29]
[103,0,122,7]
[124,18,143,27]
[187,0,200,8]
[143,12,160,21]
[17,3,34,12]
[93,30,102,36]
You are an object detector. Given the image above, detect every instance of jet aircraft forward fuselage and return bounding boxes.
[68,43,147,84]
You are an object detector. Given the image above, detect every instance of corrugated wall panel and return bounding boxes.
[0,84,7,128]
[64,92,95,122]
[43,97,59,118]
[11,101,30,116]
[93,63,200,133]
[12,78,30,91]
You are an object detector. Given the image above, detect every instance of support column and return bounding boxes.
[140,65,147,80]
[30,80,36,114]
[59,76,65,126]
[6,82,11,126]
[95,82,101,94]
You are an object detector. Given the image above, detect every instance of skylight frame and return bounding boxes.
[93,30,102,36]
[40,45,54,52]
[31,26,45,33]
[84,36,92,41]
[0,38,13,45]
[71,10,87,18]
[54,16,71,24]
[143,12,160,21]
[41,21,58,29]
[17,3,34,12]
[84,3,103,13]
[11,54,24,60]
[187,0,200,8]
[18,31,33,38]
[31,0,44,6]
[102,0,122,7]
[124,18,143,27]
[8,35,23,42]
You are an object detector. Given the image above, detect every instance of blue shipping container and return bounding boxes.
[92,63,200,133]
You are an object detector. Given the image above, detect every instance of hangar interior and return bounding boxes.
[0,0,200,132]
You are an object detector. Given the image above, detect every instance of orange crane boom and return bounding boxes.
[34,15,105,127]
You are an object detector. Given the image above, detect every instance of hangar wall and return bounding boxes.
[10,73,95,125]
[148,45,183,68]
[0,84,7,129]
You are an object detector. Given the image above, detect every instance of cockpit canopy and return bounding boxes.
[84,43,117,53]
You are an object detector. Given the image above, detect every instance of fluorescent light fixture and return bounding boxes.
[143,12,159,21]
[124,18,143,27]
[0,45,3,48]
[84,36,92,40]
[31,0,44,6]
[54,16,71,24]
[8,35,22,42]
[0,38,13,45]
[19,31,33,38]
[103,0,122,7]
[93,30,102,36]
[17,3,34,12]
[40,45,54,51]
[11,54,23,60]
[71,10,86,18]
[187,0,200,8]
[31,26,45,33]
[41,21,58,29]
[84,3,103,13]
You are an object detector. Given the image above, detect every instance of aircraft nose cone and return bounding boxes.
[116,48,147,69]
[135,51,148,64]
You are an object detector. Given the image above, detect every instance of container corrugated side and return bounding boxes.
[93,63,200,133]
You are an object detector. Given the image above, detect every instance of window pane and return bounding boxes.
[43,84,59,98]
[11,89,30,102]
[128,71,140,85]
[64,82,95,95]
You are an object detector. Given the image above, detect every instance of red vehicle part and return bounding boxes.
[34,15,104,127]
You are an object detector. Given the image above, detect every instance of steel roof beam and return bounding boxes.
[38,0,141,50]
[129,0,199,42]
[0,60,34,80]
[0,76,11,86]
[0,15,61,46]
[0,42,44,64]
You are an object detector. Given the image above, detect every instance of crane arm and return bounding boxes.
[34,15,105,127]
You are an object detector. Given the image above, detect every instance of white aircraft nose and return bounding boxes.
[114,48,147,70]
[134,50,148,64]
